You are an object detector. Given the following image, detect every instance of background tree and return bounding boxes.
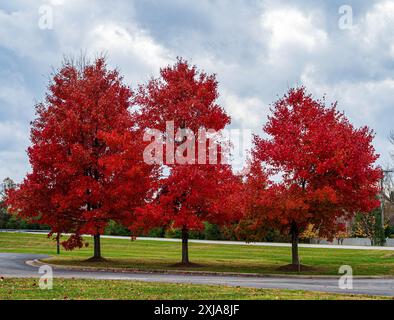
[249,87,381,270]
[300,224,320,243]
[352,209,387,246]
[6,57,158,261]
[133,59,238,265]
[233,160,274,242]
[1,177,15,199]
[0,178,16,229]
[299,223,350,245]
[334,228,351,245]
[0,177,49,230]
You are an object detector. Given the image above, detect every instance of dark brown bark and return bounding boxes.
[93,234,101,259]
[290,222,300,268]
[181,226,189,264]
[56,234,60,255]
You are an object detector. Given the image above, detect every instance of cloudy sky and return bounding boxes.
[1,0,394,182]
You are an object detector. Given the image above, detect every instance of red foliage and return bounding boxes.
[135,58,230,133]
[132,59,237,235]
[242,87,382,240]
[6,58,158,249]
[133,164,241,233]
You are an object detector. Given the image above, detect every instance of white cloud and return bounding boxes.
[0,72,35,120]
[0,121,28,150]
[362,0,394,54]
[301,63,394,121]
[85,23,173,83]
[0,122,30,181]
[0,150,30,181]
[301,64,394,165]
[261,7,328,53]
[0,8,46,60]
[220,91,266,131]
[1,0,394,181]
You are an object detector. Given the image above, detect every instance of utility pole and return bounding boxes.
[380,169,394,229]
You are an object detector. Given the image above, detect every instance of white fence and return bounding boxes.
[311,237,394,246]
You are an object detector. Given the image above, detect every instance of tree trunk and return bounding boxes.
[181,226,189,264]
[290,222,300,268]
[56,234,60,255]
[93,234,101,259]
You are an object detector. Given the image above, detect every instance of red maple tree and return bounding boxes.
[133,59,237,264]
[244,87,381,269]
[6,57,158,260]
[233,160,274,241]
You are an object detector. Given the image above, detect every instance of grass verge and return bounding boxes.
[0,278,388,300]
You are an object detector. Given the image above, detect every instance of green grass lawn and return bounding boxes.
[1,232,394,276]
[0,278,388,300]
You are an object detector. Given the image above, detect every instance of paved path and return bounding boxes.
[0,253,394,296]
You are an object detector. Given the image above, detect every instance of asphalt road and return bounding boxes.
[0,253,394,297]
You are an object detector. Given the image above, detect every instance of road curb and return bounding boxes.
[26,258,394,280]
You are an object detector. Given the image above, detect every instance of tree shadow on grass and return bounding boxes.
[276,264,316,272]
[84,256,108,263]
[169,262,203,268]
